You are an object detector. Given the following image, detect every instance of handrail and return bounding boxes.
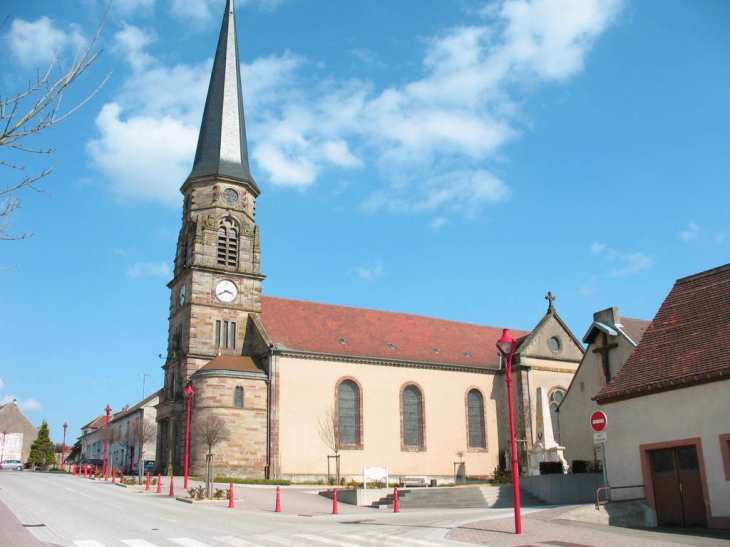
[595,484,645,509]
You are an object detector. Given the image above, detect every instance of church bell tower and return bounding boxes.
[156,0,264,472]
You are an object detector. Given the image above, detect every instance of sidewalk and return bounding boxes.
[448,505,730,547]
[0,497,44,547]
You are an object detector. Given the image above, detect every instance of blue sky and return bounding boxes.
[0,0,728,443]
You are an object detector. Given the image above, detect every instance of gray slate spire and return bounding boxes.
[187,0,258,192]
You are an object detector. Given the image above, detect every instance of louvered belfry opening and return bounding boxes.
[217,218,238,267]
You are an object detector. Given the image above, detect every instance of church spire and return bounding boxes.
[186,0,258,192]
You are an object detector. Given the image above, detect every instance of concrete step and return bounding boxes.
[371,486,547,509]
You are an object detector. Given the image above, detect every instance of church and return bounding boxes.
[154,0,585,482]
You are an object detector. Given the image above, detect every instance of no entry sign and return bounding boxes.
[590,410,608,432]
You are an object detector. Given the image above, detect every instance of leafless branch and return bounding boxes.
[317,404,339,455]
[0,4,111,241]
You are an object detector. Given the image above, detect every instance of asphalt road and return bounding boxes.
[0,472,495,547]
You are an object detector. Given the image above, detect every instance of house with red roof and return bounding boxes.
[154,0,585,483]
[594,263,730,529]
[558,307,650,464]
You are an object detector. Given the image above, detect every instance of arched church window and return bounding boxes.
[467,389,486,449]
[549,388,565,444]
[402,384,424,448]
[234,386,243,408]
[337,380,360,446]
[217,218,238,267]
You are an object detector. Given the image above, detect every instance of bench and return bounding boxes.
[402,476,429,487]
[363,466,389,489]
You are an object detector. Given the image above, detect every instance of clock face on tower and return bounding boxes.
[215,279,238,302]
[222,188,239,204]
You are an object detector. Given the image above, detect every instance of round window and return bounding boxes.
[548,336,561,352]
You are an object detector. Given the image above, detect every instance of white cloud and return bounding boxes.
[590,242,653,277]
[430,217,449,229]
[680,221,700,242]
[0,381,42,413]
[4,16,85,67]
[590,242,607,254]
[127,261,171,279]
[85,0,623,214]
[351,260,384,281]
[87,103,196,206]
[113,24,157,71]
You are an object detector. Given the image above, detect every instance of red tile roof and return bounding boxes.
[619,317,650,346]
[595,263,730,403]
[260,296,528,370]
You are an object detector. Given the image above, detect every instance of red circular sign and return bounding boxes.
[590,410,608,432]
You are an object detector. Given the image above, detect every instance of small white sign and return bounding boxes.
[594,432,607,443]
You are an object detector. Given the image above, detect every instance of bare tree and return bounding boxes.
[317,404,340,485]
[194,415,230,497]
[130,418,157,483]
[0,7,110,241]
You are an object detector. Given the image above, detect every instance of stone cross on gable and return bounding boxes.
[593,331,619,384]
[545,291,556,312]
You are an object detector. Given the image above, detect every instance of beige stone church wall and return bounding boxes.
[189,375,268,477]
[601,380,730,522]
[276,356,501,480]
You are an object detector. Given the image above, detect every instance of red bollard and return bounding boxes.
[169,476,175,497]
[393,486,400,513]
[332,488,339,515]
[84,464,89,478]
[274,486,282,512]
[156,474,162,494]
[145,472,151,490]
[112,468,116,483]
[228,483,235,508]
[72,464,77,476]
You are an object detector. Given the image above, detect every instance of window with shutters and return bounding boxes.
[337,380,361,447]
[467,389,486,449]
[217,218,238,267]
[401,384,425,450]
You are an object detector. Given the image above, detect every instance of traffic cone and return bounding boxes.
[156,474,162,494]
[228,483,235,508]
[332,488,339,515]
[145,472,151,491]
[393,486,400,513]
[274,486,282,512]
[169,476,175,497]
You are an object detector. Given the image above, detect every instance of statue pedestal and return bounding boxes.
[528,443,568,475]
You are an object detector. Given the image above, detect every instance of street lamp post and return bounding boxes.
[496,328,523,535]
[103,405,112,481]
[184,384,195,489]
[61,422,68,472]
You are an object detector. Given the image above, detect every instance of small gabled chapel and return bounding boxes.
[155,0,585,482]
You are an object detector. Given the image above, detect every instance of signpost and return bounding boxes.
[590,410,609,494]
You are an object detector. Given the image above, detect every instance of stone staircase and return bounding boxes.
[371,485,546,509]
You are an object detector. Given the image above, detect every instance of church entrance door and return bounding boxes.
[650,445,705,527]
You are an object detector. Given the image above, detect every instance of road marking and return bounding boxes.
[216,537,267,547]
[169,539,215,547]
[253,536,303,546]
[295,534,362,547]
[105,502,123,509]
[363,533,446,546]
[74,541,107,547]
[122,540,159,547]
